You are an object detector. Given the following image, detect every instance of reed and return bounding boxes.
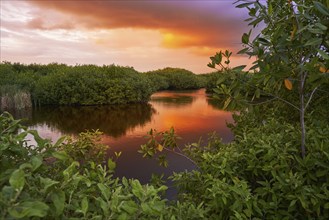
[0,85,32,110]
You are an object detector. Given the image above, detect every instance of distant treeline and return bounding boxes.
[0,62,208,107]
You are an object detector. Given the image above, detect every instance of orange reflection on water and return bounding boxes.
[16,89,234,185]
[102,89,234,151]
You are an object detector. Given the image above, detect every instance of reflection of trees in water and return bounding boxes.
[207,97,242,112]
[23,104,156,138]
[206,97,224,110]
[3,108,32,122]
[150,95,194,107]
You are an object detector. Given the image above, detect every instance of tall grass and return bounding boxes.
[0,85,32,110]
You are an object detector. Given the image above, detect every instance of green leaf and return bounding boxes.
[141,203,153,214]
[131,180,144,200]
[28,130,49,147]
[81,197,89,216]
[305,38,322,46]
[236,2,253,8]
[207,62,216,68]
[97,183,110,201]
[107,158,116,171]
[1,186,15,202]
[121,201,138,215]
[19,163,33,170]
[317,49,329,60]
[96,197,109,215]
[268,2,273,15]
[9,201,49,218]
[51,191,65,216]
[289,199,297,208]
[9,169,25,190]
[40,177,59,192]
[214,52,223,64]
[242,33,249,44]
[223,97,232,110]
[315,22,328,31]
[233,65,247,72]
[249,17,263,27]
[15,131,28,141]
[258,37,270,45]
[52,151,70,161]
[316,169,327,177]
[63,162,79,180]
[237,48,249,54]
[53,135,67,148]
[314,1,329,16]
[31,156,43,171]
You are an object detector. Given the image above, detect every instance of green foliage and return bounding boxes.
[138,127,191,168]
[0,62,154,106]
[0,112,208,219]
[0,112,151,219]
[234,0,329,95]
[33,64,153,105]
[145,67,204,91]
[169,105,329,219]
[1,63,207,106]
[137,94,329,218]
[208,0,329,157]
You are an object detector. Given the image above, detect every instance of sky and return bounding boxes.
[0,0,254,74]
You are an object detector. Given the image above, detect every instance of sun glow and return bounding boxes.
[0,0,252,73]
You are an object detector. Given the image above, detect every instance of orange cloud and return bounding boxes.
[1,1,253,74]
[28,17,74,30]
[27,0,249,52]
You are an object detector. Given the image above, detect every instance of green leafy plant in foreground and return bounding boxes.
[1,112,160,219]
[2,101,329,219]
[208,0,329,158]
[138,100,329,219]
[0,112,208,219]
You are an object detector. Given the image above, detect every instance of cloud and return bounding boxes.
[27,0,249,52]
[28,17,75,30]
[1,0,253,73]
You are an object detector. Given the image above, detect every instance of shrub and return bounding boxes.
[171,106,329,219]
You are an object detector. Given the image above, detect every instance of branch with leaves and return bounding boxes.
[138,128,199,169]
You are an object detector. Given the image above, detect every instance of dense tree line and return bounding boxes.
[0,63,206,106]
[145,67,206,91]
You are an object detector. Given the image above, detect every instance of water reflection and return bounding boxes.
[206,97,224,110]
[151,93,194,107]
[207,96,243,112]
[1,108,32,121]
[6,89,234,195]
[20,104,156,138]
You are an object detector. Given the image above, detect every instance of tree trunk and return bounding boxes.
[300,72,306,158]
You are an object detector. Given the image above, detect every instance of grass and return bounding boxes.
[0,85,32,110]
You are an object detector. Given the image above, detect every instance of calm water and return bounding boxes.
[8,89,234,196]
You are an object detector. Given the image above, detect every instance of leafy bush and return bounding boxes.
[0,62,154,106]
[145,67,203,91]
[0,112,164,219]
[0,112,208,219]
[170,106,329,219]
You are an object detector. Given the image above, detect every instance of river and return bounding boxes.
[8,89,234,197]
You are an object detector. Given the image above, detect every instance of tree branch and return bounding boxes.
[163,147,200,169]
[305,87,318,110]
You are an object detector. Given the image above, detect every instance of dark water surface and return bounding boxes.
[8,89,234,196]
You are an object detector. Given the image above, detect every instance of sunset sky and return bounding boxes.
[0,0,255,73]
